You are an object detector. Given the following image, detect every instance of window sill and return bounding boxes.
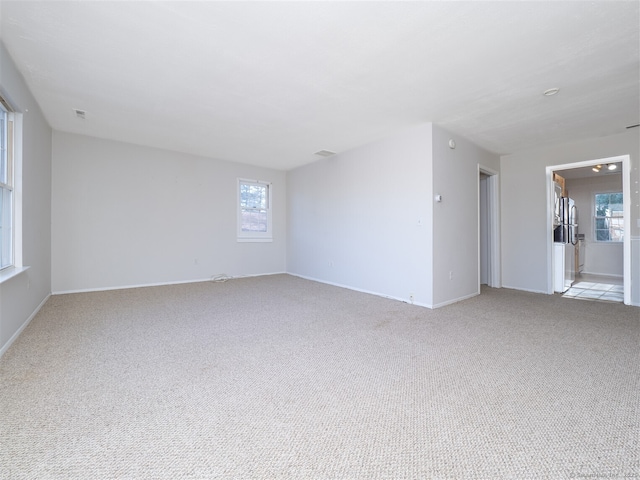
[0,265,30,285]
[237,238,273,243]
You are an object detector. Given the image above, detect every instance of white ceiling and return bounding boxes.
[0,1,638,171]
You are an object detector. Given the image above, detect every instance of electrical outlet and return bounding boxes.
[409,293,414,304]
[449,271,453,280]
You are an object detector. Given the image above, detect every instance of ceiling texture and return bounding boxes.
[0,1,638,171]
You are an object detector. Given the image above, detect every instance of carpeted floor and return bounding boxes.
[1,274,638,479]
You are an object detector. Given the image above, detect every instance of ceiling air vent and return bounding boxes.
[314,150,336,157]
[626,124,639,129]
[73,108,86,119]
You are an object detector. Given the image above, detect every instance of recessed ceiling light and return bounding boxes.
[543,88,560,96]
[592,164,602,172]
[607,163,617,171]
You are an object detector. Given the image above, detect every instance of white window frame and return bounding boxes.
[237,178,272,242]
[594,191,623,243]
[0,100,14,270]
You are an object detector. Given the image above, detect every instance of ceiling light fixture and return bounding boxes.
[592,163,618,173]
[543,87,560,96]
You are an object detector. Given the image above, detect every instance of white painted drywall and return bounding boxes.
[566,175,623,277]
[287,124,434,306]
[51,133,286,293]
[0,42,52,355]
[500,129,640,305]
[431,125,500,307]
[286,123,500,308]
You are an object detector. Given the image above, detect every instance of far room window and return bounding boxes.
[0,99,14,270]
[237,179,272,242]
[594,192,623,242]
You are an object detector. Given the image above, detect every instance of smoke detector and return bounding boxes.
[314,150,336,157]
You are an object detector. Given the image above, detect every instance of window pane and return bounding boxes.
[241,208,267,232]
[609,216,624,241]
[595,227,610,242]
[0,186,12,269]
[594,192,623,242]
[0,110,6,185]
[240,183,267,209]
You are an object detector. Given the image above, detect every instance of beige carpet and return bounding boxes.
[1,274,638,479]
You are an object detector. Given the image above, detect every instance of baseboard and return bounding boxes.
[0,293,51,359]
[287,272,434,309]
[52,271,288,295]
[431,290,480,309]
[579,271,623,278]
[501,284,550,295]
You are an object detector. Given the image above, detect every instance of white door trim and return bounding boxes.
[546,155,631,305]
[478,165,501,290]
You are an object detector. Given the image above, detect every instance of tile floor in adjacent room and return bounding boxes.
[562,273,624,303]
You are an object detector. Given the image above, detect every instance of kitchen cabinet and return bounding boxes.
[553,172,567,196]
[575,237,585,274]
[554,243,575,293]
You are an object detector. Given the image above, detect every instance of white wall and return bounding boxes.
[566,174,623,277]
[501,129,640,305]
[0,42,52,355]
[286,123,500,308]
[431,125,500,307]
[52,132,286,293]
[287,124,434,306]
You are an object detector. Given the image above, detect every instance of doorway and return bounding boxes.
[478,166,500,289]
[546,155,631,305]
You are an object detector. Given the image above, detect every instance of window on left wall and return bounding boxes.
[0,99,14,270]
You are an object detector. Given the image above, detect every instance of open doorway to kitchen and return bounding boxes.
[478,165,500,290]
[563,274,624,303]
[546,155,631,305]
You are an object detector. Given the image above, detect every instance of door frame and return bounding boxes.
[478,165,501,289]
[545,155,631,305]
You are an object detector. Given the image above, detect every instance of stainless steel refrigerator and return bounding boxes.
[553,195,578,292]
[554,196,578,245]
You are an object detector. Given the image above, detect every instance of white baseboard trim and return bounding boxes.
[52,271,288,295]
[579,271,623,278]
[288,274,485,309]
[431,290,480,309]
[287,272,435,309]
[501,285,550,295]
[0,293,51,359]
